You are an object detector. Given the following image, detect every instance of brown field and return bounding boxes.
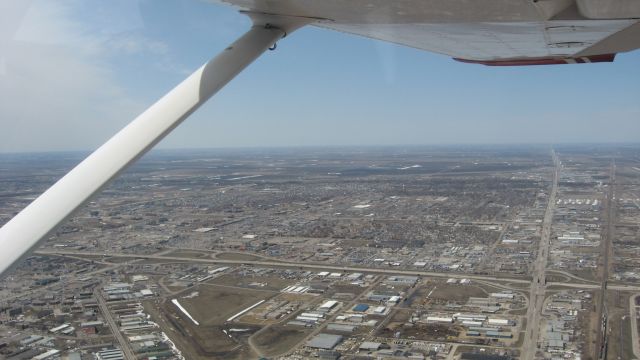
[168,249,213,259]
[144,300,258,360]
[209,273,292,291]
[509,306,529,316]
[138,258,190,265]
[329,283,368,296]
[252,325,311,356]
[545,274,571,283]
[506,282,531,289]
[104,256,137,263]
[570,268,597,282]
[177,284,273,326]
[377,310,412,337]
[402,323,461,341]
[428,284,488,302]
[604,291,633,360]
[216,252,262,261]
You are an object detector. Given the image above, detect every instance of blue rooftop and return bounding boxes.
[353,304,369,312]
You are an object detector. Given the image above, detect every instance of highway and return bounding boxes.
[596,161,616,359]
[521,150,559,360]
[546,282,640,292]
[35,248,640,293]
[35,249,533,285]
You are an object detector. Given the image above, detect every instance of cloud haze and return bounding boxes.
[0,1,148,152]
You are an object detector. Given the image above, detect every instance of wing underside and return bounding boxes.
[215,0,640,65]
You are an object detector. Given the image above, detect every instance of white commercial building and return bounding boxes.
[426,316,453,324]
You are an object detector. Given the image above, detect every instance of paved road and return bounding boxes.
[629,293,640,360]
[595,161,616,359]
[546,282,640,292]
[521,151,559,360]
[96,291,137,360]
[36,249,640,293]
[36,249,533,284]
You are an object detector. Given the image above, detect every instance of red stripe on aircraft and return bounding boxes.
[454,53,615,66]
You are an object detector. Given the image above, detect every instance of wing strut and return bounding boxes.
[0,14,311,277]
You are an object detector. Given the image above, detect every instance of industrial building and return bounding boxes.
[306,334,343,350]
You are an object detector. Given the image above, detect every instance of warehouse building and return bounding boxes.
[306,334,343,350]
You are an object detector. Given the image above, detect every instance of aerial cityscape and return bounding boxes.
[2,1,640,360]
[1,144,638,360]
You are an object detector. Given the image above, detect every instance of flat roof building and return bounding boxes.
[359,341,383,351]
[319,300,338,310]
[326,323,356,332]
[353,304,369,312]
[307,333,343,350]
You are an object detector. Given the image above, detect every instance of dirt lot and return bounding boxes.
[144,300,258,360]
[209,273,291,292]
[216,252,262,261]
[570,268,598,282]
[103,256,137,263]
[427,283,489,302]
[252,325,311,357]
[328,283,368,297]
[146,282,275,360]
[390,322,461,341]
[545,273,571,283]
[168,249,214,259]
[603,291,634,360]
[177,284,273,326]
[377,310,411,337]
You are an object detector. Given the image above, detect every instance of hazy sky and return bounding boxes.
[1,0,639,153]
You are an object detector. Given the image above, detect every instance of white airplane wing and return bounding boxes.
[219,0,640,65]
[1,0,639,277]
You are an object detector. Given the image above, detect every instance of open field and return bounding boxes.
[216,252,262,261]
[252,325,311,357]
[604,291,634,360]
[177,284,273,326]
[141,283,275,359]
[428,283,489,302]
[144,300,256,360]
[209,273,292,291]
[168,249,214,259]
